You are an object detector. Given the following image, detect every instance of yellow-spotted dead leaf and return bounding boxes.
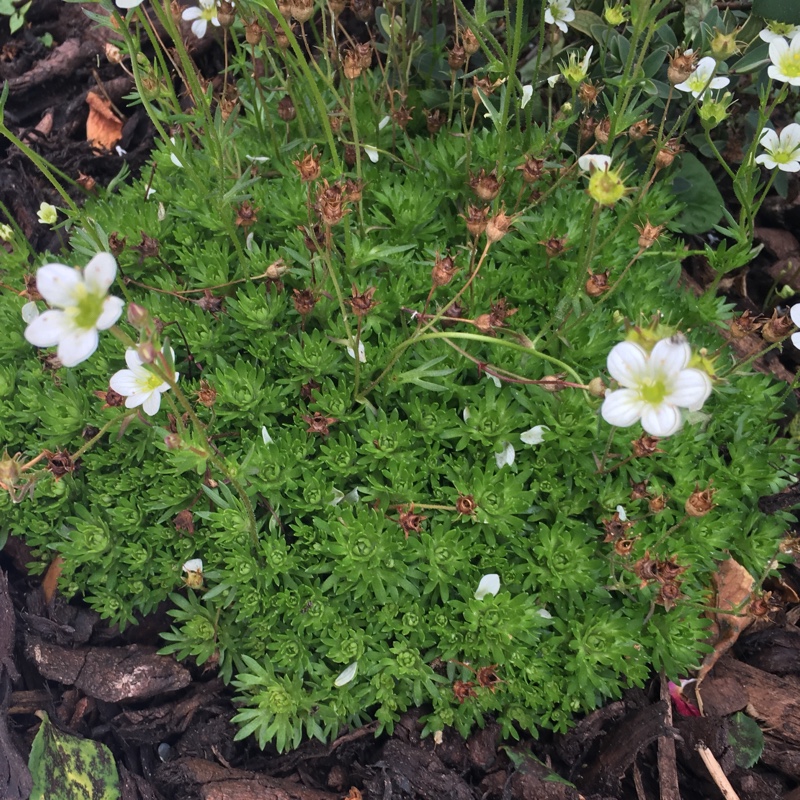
[696,557,755,685]
[85,92,123,151]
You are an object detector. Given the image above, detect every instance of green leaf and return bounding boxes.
[732,43,770,74]
[29,712,120,800]
[727,712,764,769]
[568,10,606,39]
[753,0,800,23]
[670,153,725,234]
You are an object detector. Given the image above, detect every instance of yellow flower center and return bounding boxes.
[67,284,105,330]
[638,377,668,405]
[778,51,800,79]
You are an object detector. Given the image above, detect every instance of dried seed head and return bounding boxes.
[585,268,610,297]
[277,95,296,121]
[657,557,687,583]
[355,42,373,69]
[329,113,343,133]
[217,0,236,28]
[614,538,635,557]
[0,452,20,490]
[469,169,502,202]
[300,223,325,253]
[392,104,414,129]
[44,449,78,479]
[303,411,338,437]
[432,254,459,287]
[290,0,314,23]
[397,505,427,538]
[594,117,611,144]
[648,493,668,513]
[541,235,567,258]
[235,200,259,228]
[471,77,494,104]
[462,28,480,56]
[685,483,716,517]
[578,80,601,106]
[462,204,489,238]
[343,49,363,80]
[327,0,346,14]
[293,149,321,182]
[655,579,683,610]
[133,231,160,260]
[195,379,217,408]
[578,116,597,142]
[762,309,793,342]
[629,480,649,501]
[352,0,373,20]
[293,288,317,317]
[343,144,357,168]
[634,554,660,584]
[245,19,263,45]
[473,314,493,334]
[24,273,42,302]
[107,232,127,258]
[489,298,517,328]
[276,0,292,17]
[655,138,682,169]
[631,434,662,458]
[349,284,379,317]
[728,310,762,339]
[344,179,364,203]
[448,44,467,71]
[315,179,348,226]
[517,155,544,184]
[173,509,195,534]
[442,301,465,327]
[103,387,125,408]
[485,209,515,243]
[105,43,124,65]
[667,48,697,85]
[273,23,292,49]
[628,119,654,141]
[266,259,289,280]
[587,376,606,398]
[602,510,634,542]
[426,108,446,135]
[456,494,477,515]
[453,680,477,703]
[635,220,665,250]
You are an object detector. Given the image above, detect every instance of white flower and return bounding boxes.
[547,74,561,88]
[760,22,800,44]
[545,0,575,33]
[109,345,179,416]
[115,0,144,8]
[474,574,500,600]
[37,202,58,226]
[559,46,593,86]
[0,223,13,241]
[24,253,124,367]
[261,426,273,444]
[601,336,712,437]
[675,56,729,97]
[521,84,533,108]
[183,558,203,573]
[334,661,358,687]
[182,0,220,39]
[364,145,379,163]
[346,341,366,362]
[756,124,800,172]
[520,425,548,445]
[578,154,612,172]
[495,441,515,468]
[790,304,800,347]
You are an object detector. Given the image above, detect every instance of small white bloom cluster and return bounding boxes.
[24,253,177,415]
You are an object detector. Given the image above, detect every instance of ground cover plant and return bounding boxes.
[1,0,800,757]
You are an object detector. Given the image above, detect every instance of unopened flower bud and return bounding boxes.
[432,254,459,287]
[588,377,606,397]
[105,43,124,65]
[710,28,740,60]
[138,341,157,364]
[290,0,314,23]
[245,19,263,45]
[462,28,480,56]
[164,433,182,450]
[127,303,150,329]
[685,483,715,517]
[217,0,236,28]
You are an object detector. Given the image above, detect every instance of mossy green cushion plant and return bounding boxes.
[0,0,798,754]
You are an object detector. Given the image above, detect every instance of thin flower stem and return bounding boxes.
[71,413,135,461]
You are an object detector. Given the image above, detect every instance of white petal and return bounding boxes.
[329,488,345,506]
[109,368,138,395]
[474,573,500,600]
[607,341,648,387]
[116,0,145,7]
[616,505,627,521]
[791,331,800,349]
[245,155,270,163]
[601,388,646,428]
[536,608,552,619]
[124,348,144,370]
[183,558,203,572]
[640,403,681,437]
[578,154,611,172]
[343,487,360,503]
[96,296,125,330]
[83,252,117,294]
[36,264,82,308]
[649,335,691,376]
[141,391,162,416]
[547,74,561,88]
[334,662,358,687]
[364,146,379,163]
[378,115,391,130]
[24,310,69,347]
[261,426,273,444]
[182,6,201,19]
[759,128,779,149]
[486,373,501,388]
[21,302,39,323]
[346,341,366,362]
[756,153,777,169]
[791,303,800,328]
[57,328,99,367]
[495,442,515,468]
[520,425,548,445]
[663,368,712,410]
[462,406,471,422]
[521,84,533,109]
[780,123,800,151]
[191,18,207,37]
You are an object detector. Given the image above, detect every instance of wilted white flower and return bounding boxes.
[24,253,124,367]
[520,425,548,445]
[756,124,800,172]
[495,441,515,468]
[474,574,500,600]
[545,0,575,33]
[182,558,203,588]
[183,558,203,573]
[601,336,712,437]
[334,662,358,687]
[109,345,179,416]
[675,56,729,97]
[768,31,800,85]
[182,0,220,39]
